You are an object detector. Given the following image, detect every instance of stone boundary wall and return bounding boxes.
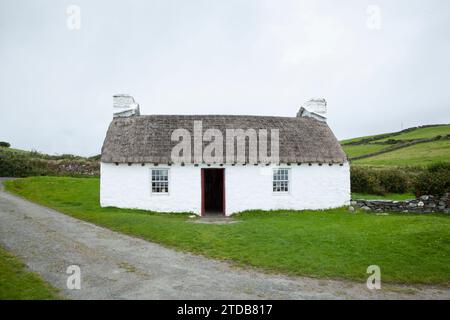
[353,194,450,214]
[47,160,99,177]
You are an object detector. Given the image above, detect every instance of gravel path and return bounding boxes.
[0,179,448,300]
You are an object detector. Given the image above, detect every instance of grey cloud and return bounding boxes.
[0,0,449,156]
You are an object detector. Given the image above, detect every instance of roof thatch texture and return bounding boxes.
[101,115,347,164]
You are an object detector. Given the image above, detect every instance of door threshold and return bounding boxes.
[192,216,239,225]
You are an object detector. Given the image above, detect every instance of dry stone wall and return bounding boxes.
[353,194,450,214]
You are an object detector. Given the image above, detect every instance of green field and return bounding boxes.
[353,140,450,167]
[342,144,388,158]
[340,133,392,145]
[341,124,450,145]
[340,124,450,167]
[377,125,450,142]
[4,177,450,285]
[0,245,59,300]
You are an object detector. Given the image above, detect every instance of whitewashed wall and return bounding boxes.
[100,163,201,213]
[225,163,350,214]
[100,162,350,215]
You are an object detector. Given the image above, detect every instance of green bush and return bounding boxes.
[384,139,401,145]
[88,154,101,161]
[351,167,411,195]
[350,167,384,195]
[414,162,450,196]
[377,169,409,194]
[0,150,99,178]
[427,162,450,173]
[0,152,48,177]
[352,164,450,197]
[0,141,11,148]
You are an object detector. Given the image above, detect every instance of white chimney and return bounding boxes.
[296,98,327,122]
[113,94,140,118]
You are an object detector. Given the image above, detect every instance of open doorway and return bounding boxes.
[201,168,225,216]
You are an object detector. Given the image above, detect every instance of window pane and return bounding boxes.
[152,169,169,193]
[273,169,289,192]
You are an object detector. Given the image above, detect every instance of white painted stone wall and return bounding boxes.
[100,163,201,213]
[100,162,350,215]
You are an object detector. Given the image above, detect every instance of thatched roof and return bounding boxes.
[101,115,347,164]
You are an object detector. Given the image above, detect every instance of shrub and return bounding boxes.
[351,167,412,195]
[88,154,101,161]
[0,153,31,177]
[384,139,401,145]
[414,162,450,196]
[377,169,409,194]
[0,150,99,178]
[0,141,11,148]
[427,162,450,173]
[0,152,48,177]
[351,167,385,195]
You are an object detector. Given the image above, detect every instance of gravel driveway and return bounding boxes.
[0,179,448,300]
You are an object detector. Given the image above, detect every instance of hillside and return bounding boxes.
[341,124,450,167]
[0,145,99,177]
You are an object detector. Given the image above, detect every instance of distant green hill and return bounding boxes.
[341,124,450,167]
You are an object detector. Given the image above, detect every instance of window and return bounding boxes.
[151,169,169,193]
[273,168,289,193]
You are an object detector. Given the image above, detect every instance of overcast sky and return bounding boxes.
[1,0,449,156]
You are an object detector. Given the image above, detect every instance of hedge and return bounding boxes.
[414,163,450,196]
[351,167,411,195]
[0,151,99,177]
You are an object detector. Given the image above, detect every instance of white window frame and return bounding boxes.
[272,168,290,194]
[150,168,170,195]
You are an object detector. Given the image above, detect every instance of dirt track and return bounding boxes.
[0,179,448,299]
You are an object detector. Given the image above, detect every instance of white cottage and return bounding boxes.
[100,95,350,216]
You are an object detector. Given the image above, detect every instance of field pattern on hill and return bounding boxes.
[341,124,450,167]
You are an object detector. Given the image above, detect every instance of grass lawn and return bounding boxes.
[353,140,450,167]
[342,144,388,158]
[4,177,450,285]
[352,193,415,201]
[0,245,59,300]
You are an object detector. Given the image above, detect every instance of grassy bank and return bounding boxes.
[4,177,450,285]
[0,246,59,300]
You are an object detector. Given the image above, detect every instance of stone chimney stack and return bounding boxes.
[296,98,327,122]
[113,94,140,118]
